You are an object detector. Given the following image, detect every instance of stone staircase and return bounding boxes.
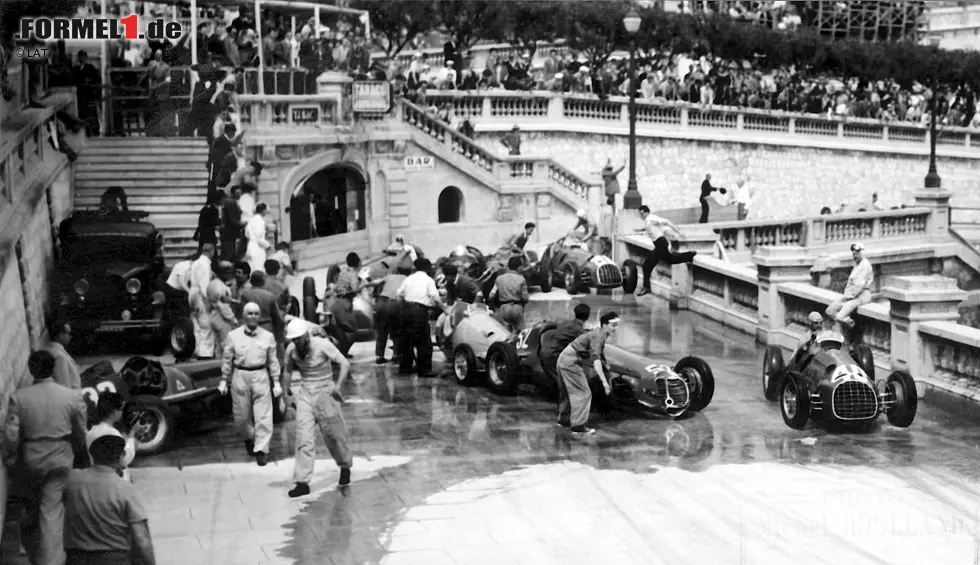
[951,206,980,250]
[75,138,210,265]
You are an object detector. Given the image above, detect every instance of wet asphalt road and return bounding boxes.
[12,292,980,565]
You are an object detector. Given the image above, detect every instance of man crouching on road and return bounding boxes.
[220,302,281,466]
[557,311,619,436]
[282,319,353,497]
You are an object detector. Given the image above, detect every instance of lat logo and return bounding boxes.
[16,15,183,43]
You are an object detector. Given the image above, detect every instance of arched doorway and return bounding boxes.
[438,186,463,223]
[289,165,367,241]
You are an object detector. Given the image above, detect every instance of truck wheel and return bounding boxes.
[169,318,195,360]
[885,370,918,428]
[452,344,480,387]
[763,345,785,402]
[485,342,520,396]
[130,395,174,455]
[621,260,639,294]
[780,373,810,430]
[675,356,714,412]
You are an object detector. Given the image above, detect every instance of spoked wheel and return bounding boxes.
[780,373,809,430]
[452,345,479,387]
[885,370,918,428]
[484,342,519,396]
[168,318,195,360]
[130,395,174,455]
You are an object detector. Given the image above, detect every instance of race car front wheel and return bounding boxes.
[780,373,810,430]
[885,370,917,428]
[675,356,714,412]
[763,345,785,402]
[130,394,174,455]
[621,260,639,294]
[452,345,479,387]
[168,318,196,360]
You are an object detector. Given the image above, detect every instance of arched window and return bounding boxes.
[291,164,367,241]
[438,186,463,223]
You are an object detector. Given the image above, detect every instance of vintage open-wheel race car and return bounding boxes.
[762,330,917,430]
[446,308,714,419]
[536,237,639,295]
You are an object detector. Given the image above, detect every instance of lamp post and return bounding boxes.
[622,8,643,209]
[925,34,942,189]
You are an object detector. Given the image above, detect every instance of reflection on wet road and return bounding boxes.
[124,295,980,565]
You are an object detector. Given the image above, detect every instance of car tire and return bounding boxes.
[885,370,918,428]
[303,276,317,301]
[451,344,480,387]
[326,265,341,286]
[621,260,639,294]
[780,372,810,430]
[563,264,582,295]
[538,265,553,293]
[851,343,876,382]
[485,342,520,396]
[129,394,174,455]
[288,296,300,317]
[324,324,351,357]
[169,317,195,360]
[675,356,715,412]
[763,345,785,402]
[525,250,539,264]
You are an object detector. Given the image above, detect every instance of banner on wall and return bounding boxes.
[351,81,392,113]
[404,156,435,172]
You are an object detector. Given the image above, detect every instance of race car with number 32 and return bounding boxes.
[762,330,917,430]
[451,315,714,418]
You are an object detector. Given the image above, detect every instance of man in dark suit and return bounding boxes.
[443,34,463,86]
[208,123,236,200]
[241,270,285,360]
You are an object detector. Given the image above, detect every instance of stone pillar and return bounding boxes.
[913,189,953,240]
[809,255,832,289]
[753,246,816,343]
[670,225,717,310]
[883,275,965,395]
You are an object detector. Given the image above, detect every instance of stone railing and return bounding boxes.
[425,91,980,153]
[239,94,342,129]
[400,99,596,205]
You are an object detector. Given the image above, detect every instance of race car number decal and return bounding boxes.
[515,328,532,350]
[82,381,117,406]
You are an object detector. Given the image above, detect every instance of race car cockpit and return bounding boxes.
[814,330,845,351]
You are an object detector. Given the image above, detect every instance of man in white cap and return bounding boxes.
[826,243,874,332]
[281,319,353,497]
[569,209,599,251]
[219,301,281,466]
[384,234,416,262]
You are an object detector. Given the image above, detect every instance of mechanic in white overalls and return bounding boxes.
[219,302,281,466]
[282,319,353,497]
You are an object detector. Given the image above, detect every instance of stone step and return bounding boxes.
[75,186,208,197]
[89,138,209,147]
[74,170,210,181]
[75,195,207,208]
[75,162,212,172]
[79,154,210,165]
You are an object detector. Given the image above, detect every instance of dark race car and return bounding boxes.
[434,245,490,282]
[80,356,230,455]
[55,211,195,359]
[450,316,714,419]
[536,236,638,294]
[472,246,543,300]
[762,330,917,430]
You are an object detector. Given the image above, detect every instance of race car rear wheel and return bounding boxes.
[852,343,876,383]
[303,276,318,322]
[452,345,480,387]
[885,370,917,428]
[485,342,520,396]
[763,345,785,402]
[169,317,195,360]
[621,260,639,294]
[563,264,583,295]
[780,373,810,430]
[324,324,351,357]
[129,394,174,455]
[326,265,341,286]
[675,356,714,412]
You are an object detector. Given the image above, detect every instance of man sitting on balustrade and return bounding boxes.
[826,243,874,332]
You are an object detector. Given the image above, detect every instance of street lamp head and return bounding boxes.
[623,9,641,35]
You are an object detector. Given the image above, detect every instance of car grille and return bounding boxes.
[596,264,623,286]
[832,381,878,420]
[656,377,690,407]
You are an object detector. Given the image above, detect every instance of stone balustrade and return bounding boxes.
[400,99,596,205]
[425,91,980,155]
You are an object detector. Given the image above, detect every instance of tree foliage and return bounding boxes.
[500,1,566,60]
[350,0,436,57]
[563,0,633,68]
[432,0,505,51]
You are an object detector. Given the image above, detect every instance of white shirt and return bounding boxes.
[397,271,440,307]
[85,423,136,469]
[844,258,874,298]
[239,193,256,223]
[166,260,192,291]
[734,183,752,207]
[642,214,678,241]
[386,242,418,262]
[189,255,212,296]
[245,214,268,247]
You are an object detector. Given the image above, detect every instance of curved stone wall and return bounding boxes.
[475,131,980,220]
